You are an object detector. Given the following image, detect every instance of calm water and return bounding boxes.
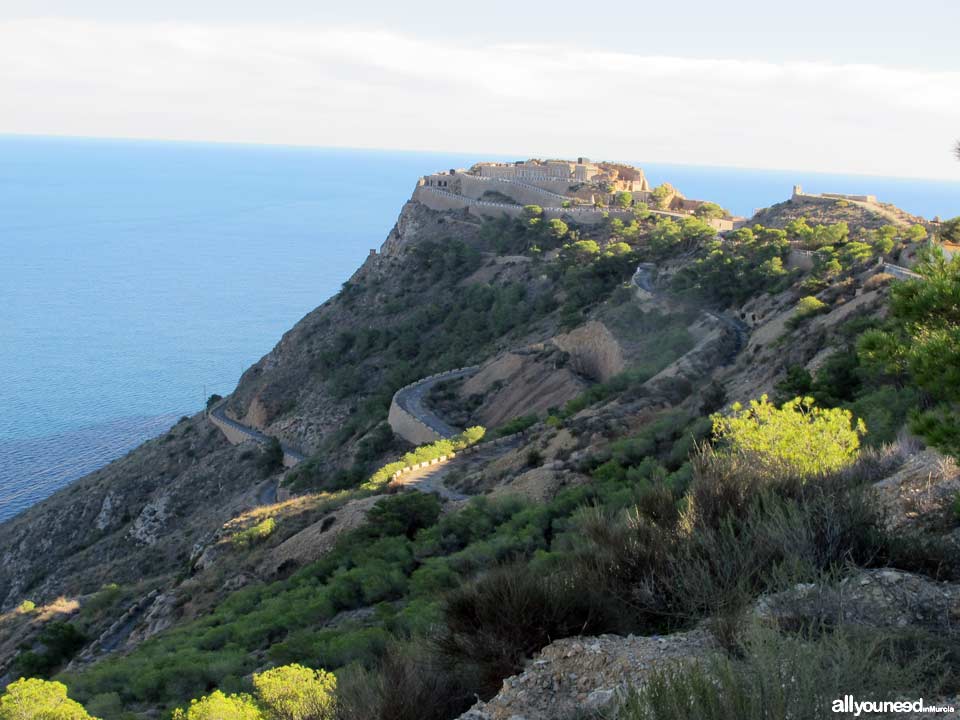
[1,136,958,523]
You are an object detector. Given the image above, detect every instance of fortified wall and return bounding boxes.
[421,172,569,207]
[412,183,736,231]
[792,185,878,204]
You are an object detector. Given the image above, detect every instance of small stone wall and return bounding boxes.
[413,185,734,231]
[387,400,442,446]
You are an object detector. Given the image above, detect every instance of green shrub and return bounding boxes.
[15,599,35,614]
[495,414,537,437]
[788,295,828,327]
[335,641,475,720]
[364,493,441,540]
[0,678,95,719]
[171,690,261,720]
[362,427,485,491]
[437,564,620,695]
[252,663,336,720]
[618,623,947,720]
[13,621,87,678]
[258,437,284,475]
[711,395,865,479]
[232,517,277,548]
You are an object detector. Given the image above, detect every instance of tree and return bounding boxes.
[650,183,675,210]
[614,191,633,208]
[785,217,812,243]
[693,202,726,219]
[795,296,827,319]
[840,241,873,266]
[172,691,262,720]
[605,241,632,256]
[940,217,960,244]
[0,678,94,720]
[522,205,543,221]
[905,224,927,243]
[258,437,284,474]
[546,218,568,240]
[868,225,897,255]
[567,239,601,260]
[858,253,960,457]
[365,492,442,540]
[712,395,865,479]
[253,664,337,720]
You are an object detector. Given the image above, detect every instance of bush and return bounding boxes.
[437,564,620,695]
[232,517,277,548]
[259,437,285,475]
[495,414,537,437]
[253,663,336,720]
[711,395,865,480]
[0,678,94,719]
[14,621,87,678]
[15,599,35,614]
[172,690,261,719]
[364,493,441,540]
[788,295,828,327]
[618,623,947,720]
[335,641,475,720]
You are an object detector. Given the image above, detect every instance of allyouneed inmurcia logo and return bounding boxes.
[833,696,957,716]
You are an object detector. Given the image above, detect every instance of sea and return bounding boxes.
[1,135,958,523]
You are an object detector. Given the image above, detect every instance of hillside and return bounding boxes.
[1,168,958,719]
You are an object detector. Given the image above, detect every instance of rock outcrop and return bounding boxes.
[458,630,715,720]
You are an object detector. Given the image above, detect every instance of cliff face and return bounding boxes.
[0,414,265,610]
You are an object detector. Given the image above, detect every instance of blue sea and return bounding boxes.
[1,136,958,523]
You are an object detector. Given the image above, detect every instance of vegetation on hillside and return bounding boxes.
[8,194,960,720]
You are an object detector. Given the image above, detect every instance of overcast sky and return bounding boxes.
[2,0,959,179]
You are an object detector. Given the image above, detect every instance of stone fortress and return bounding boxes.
[414,157,742,231]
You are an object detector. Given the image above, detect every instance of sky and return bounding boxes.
[1,0,959,180]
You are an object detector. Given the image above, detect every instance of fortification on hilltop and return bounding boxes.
[792,184,878,204]
[413,157,743,231]
[474,158,651,193]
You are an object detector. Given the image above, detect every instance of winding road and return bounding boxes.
[393,366,480,438]
[208,400,305,466]
[632,262,749,363]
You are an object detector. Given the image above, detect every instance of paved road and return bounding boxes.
[632,263,657,293]
[394,367,479,439]
[390,434,525,501]
[209,400,305,464]
[703,310,749,364]
[633,261,749,365]
[882,262,923,281]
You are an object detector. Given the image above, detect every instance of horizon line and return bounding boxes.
[3,131,959,186]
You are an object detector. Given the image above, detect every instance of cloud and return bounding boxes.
[1,19,958,179]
